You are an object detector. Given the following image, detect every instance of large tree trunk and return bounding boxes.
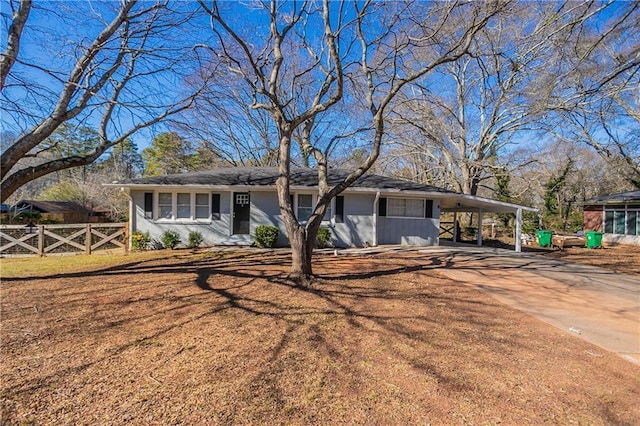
[288,225,315,283]
[276,129,316,284]
[278,190,323,284]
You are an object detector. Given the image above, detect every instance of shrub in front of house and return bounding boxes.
[255,225,279,248]
[316,226,332,248]
[161,230,181,249]
[131,231,151,251]
[188,230,204,249]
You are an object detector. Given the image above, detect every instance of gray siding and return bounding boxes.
[249,190,289,246]
[329,193,375,247]
[377,217,439,245]
[131,190,238,246]
[250,191,374,247]
[130,189,440,248]
[377,198,441,245]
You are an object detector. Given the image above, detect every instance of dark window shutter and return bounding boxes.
[335,196,344,223]
[425,200,433,218]
[211,194,221,220]
[378,197,387,217]
[144,192,153,219]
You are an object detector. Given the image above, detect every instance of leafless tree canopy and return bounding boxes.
[1,0,637,274]
[547,2,640,188]
[384,1,639,195]
[0,0,211,202]
[195,0,505,280]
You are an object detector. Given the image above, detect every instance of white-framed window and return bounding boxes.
[195,193,209,219]
[387,198,425,218]
[153,191,214,222]
[236,193,250,206]
[176,193,190,219]
[292,193,333,223]
[158,192,173,219]
[297,194,313,222]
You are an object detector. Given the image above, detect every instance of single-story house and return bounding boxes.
[583,190,640,246]
[109,167,537,251]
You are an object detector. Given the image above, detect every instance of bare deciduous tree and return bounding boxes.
[176,81,281,167]
[0,0,31,90]
[545,1,640,189]
[199,0,503,282]
[0,0,210,202]
[386,1,617,197]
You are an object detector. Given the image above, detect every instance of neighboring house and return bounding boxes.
[109,167,537,251]
[12,200,94,224]
[583,190,640,246]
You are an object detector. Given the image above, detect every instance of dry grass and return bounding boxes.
[0,250,164,279]
[1,250,638,425]
[542,244,640,275]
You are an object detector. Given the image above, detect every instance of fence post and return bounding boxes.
[125,222,130,253]
[85,223,92,254]
[38,225,45,256]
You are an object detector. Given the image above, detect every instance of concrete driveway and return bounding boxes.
[419,246,640,365]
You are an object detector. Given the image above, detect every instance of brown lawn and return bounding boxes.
[541,244,640,275]
[482,239,640,276]
[1,250,639,425]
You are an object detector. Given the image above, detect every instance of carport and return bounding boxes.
[438,193,538,252]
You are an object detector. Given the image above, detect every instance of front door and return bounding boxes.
[233,192,250,235]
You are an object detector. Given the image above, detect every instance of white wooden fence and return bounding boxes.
[0,223,127,257]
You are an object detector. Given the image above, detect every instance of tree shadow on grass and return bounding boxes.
[3,249,638,424]
[3,251,508,392]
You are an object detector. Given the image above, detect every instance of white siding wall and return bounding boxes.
[603,234,640,246]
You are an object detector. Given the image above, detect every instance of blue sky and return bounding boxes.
[1,0,637,170]
[0,0,208,150]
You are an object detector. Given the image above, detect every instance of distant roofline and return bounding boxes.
[583,190,640,205]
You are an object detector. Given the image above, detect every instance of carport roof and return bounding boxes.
[439,193,538,214]
[110,167,536,214]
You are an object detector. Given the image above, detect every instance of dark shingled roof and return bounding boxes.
[15,200,92,213]
[114,167,454,194]
[585,190,640,205]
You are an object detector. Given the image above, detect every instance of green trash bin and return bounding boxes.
[537,230,552,247]
[585,231,603,249]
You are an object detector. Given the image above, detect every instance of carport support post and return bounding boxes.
[372,191,380,246]
[477,210,483,247]
[515,208,522,252]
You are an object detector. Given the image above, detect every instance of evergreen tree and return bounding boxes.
[142,132,195,176]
